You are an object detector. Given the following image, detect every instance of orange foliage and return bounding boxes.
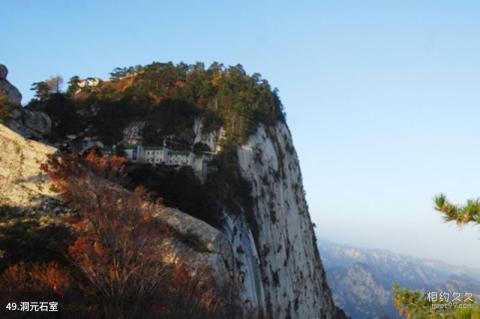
[39,150,239,318]
[0,262,71,298]
[211,73,222,86]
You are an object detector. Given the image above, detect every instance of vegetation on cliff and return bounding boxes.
[0,150,237,318]
[28,62,285,147]
[26,62,272,235]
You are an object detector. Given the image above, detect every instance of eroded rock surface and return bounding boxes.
[229,123,347,318]
[0,124,56,208]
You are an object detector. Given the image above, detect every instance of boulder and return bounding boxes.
[22,109,52,135]
[0,64,22,105]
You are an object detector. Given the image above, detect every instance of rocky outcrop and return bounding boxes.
[0,64,22,105]
[9,108,52,139]
[193,118,225,153]
[0,124,56,208]
[0,64,51,139]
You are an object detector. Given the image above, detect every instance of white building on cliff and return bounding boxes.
[121,144,212,182]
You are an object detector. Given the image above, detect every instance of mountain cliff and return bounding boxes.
[0,62,346,318]
[233,123,342,318]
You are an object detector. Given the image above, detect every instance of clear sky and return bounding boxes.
[1,0,479,267]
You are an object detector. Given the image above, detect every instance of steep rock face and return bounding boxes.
[227,123,346,318]
[0,64,22,105]
[193,118,225,153]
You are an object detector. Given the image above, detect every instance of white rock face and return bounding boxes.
[193,117,225,153]
[0,64,51,139]
[153,206,235,283]
[122,121,146,144]
[232,123,345,318]
[223,214,266,313]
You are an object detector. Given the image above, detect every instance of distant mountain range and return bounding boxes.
[318,238,480,319]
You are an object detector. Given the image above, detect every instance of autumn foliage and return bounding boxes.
[0,150,237,318]
[392,283,479,319]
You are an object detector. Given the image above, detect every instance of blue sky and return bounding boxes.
[1,0,480,267]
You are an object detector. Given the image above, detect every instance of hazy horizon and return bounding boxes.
[2,1,479,267]
[316,232,480,271]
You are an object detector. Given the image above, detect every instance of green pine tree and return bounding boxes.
[393,194,480,318]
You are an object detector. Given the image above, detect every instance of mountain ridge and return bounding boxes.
[318,237,480,279]
[318,237,480,319]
